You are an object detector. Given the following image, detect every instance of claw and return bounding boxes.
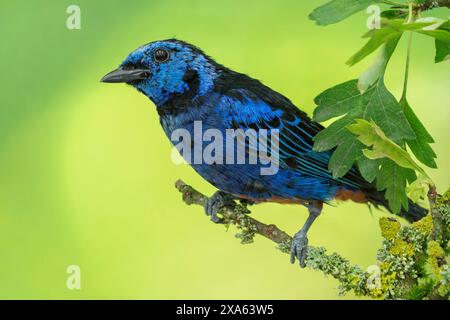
[289,201,322,268]
[290,232,309,268]
[204,191,235,224]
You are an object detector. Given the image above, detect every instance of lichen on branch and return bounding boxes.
[175,180,450,299]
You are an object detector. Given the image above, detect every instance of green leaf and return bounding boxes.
[357,157,379,183]
[407,278,435,300]
[421,19,450,63]
[376,159,415,213]
[313,80,361,122]
[417,28,450,43]
[414,18,450,43]
[309,0,383,26]
[348,19,437,66]
[313,79,414,178]
[435,38,450,62]
[400,98,437,168]
[347,119,426,175]
[407,173,431,204]
[357,36,401,92]
[347,27,402,66]
[328,138,364,179]
[396,18,450,63]
[381,10,407,20]
[347,119,435,211]
[431,19,449,63]
[357,45,387,93]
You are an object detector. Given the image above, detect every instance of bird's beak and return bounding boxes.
[100,68,150,83]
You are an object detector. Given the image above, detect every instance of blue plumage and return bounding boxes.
[101,39,426,267]
[116,39,365,202]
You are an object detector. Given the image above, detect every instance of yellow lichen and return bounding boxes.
[389,239,415,257]
[412,214,433,237]
[379,217,401,241]
[438,283,449,297]
[367,262,398,300]
[368,287,384,300]
[436,189,450,206]
[380,261,391,272]
[369,272,397,300]
[428,240,445,258]
[427,240,445,279]
[382,272,397,290]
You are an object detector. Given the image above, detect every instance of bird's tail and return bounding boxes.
[364,188,427,223]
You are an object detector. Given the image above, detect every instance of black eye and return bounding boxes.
[154,49,169,63]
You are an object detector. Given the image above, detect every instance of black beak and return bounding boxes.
[100,68,150,83]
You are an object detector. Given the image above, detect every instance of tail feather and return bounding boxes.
[398,199,428,222]
[364,188,427,223]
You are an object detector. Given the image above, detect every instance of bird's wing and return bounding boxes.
[215,85,364,189]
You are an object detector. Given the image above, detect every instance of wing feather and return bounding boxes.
[215,84,364,189]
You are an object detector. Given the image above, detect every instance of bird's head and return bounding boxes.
[101,39,220,106]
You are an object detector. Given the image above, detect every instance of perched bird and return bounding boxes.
[101,39,426,267]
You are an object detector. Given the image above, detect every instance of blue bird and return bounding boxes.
[101,39,426,267]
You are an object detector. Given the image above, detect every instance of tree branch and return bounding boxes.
[175,179,291,244]
[175,179,450,299]
[383,0,450,11]
[176,179,371,296]
[418,0,450,11]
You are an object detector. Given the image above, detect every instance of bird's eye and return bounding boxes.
[154,49,170,63]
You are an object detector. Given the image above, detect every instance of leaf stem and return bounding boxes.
[401,3,414,101]
[401,32,412,100]
[383,0,408,7]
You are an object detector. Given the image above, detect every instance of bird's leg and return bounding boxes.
[204,191,236,224]
[290,200,323,268]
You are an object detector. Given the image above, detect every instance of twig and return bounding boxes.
[418,0,450,11]
[428,185,445,242]
[175,179,370,296]
[175,180,449,299]
[175,179,291,244]
[383,0,450,11]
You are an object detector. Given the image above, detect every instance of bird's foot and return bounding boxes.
[290,231,309,268]
[204,191,236,224]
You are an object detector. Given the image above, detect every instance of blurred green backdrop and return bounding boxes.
[0,0,448,299]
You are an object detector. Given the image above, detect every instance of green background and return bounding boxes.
[0,0,448,299]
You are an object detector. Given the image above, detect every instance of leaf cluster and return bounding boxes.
[309,0,449,212]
